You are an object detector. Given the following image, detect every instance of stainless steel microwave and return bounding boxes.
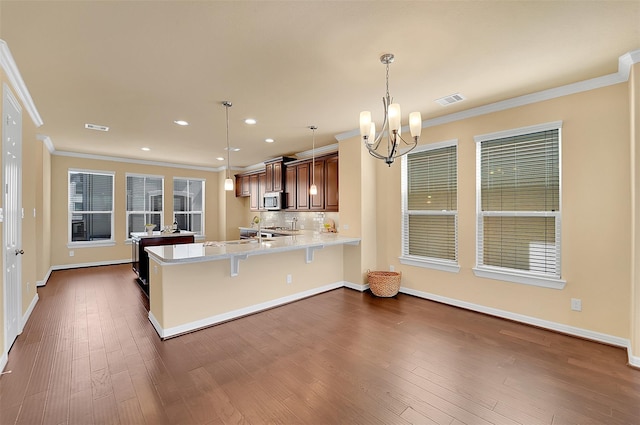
[263,191,283,210]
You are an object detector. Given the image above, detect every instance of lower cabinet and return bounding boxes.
[132,234,195,296]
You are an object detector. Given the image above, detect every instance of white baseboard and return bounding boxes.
[36,268,52,287]
[344,281,369,292]
[51,259,131,271]
[149,281,345,339]
[400,286,631,350]
[20,293,39,332]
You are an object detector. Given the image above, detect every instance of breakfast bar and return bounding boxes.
[145,233,360,339]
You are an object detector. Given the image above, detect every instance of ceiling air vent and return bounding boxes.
[435,93,466,107]
[84,123,110,132]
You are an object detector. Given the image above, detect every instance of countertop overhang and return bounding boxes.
[131,231,196,239]
[145,233,360,276]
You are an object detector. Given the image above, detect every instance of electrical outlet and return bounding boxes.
[571,298,582,311]
[69,250,74,257]
[286,274,292,284]
[389,265,395,272]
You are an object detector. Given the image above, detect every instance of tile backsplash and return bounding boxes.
[249,211,339,233]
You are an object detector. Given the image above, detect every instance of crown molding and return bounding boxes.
[0,39,43,127]
[52,149,224,173]
[336,48,640,142]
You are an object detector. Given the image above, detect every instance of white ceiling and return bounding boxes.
[1,1,638,169]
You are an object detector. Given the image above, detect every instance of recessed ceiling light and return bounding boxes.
[244,118,257,125]
[224,147,241,152]
[141,147,151,151]
[216,157,225,161]
[265,138,275,143]
[174,120,189,126]
[84,123,109,132]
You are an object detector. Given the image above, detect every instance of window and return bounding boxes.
[126,174,163,237]
[401,141,459,272]
[68,170,114,245]
[173,178,204,235]
[474,121,565,289]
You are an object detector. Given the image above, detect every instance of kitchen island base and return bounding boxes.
[147,237,359,339]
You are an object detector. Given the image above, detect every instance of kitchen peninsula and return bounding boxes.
[145,233,360,339]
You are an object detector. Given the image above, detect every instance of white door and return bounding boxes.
[3,84,23,352]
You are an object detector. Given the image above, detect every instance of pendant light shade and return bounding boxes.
[223,101,234,192]
[309,126,318,196]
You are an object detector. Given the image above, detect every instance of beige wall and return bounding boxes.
[50,155,224,267]
[347,82,632,339]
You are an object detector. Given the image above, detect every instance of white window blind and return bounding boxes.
[475,123,563,287]
[401,142,458,271]
[173,178,205,235]
[126,174,163,237]
[68,170,114,243]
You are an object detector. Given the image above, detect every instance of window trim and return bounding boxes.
[125,173,165,240]
[68,169,115,247]
[172,177,206,237]
[400,139,460,273]
[473,121,566,289]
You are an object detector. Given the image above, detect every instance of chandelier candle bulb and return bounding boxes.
[410,111,422,138]
[388,103,401,132]
[360,111,372,137]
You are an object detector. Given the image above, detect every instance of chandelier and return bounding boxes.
[359,53,422,166]
[223,101,234,191]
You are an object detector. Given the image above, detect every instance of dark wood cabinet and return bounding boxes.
[132,234,195,296]
[258,172,266,210]
[235,154,337,211]
[296,162,310,210]
[249,173,260,210]
[310,159,325,210]
[325,154,339,211]
[235,174,250,197]
[264,156,294,193]
[285,166,297,209]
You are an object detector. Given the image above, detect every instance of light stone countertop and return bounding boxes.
[131,230,196,239]
[145,233,360,273]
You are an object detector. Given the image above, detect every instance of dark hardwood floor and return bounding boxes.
[1,264,640,424]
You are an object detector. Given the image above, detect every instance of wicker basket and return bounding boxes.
[367,270,401,297]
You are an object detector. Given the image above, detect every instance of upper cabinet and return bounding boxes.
[284,153,338,212]
[265,157,295,193]
[236,153,338,212]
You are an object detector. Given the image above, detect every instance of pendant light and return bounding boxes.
[309,126,318,196]
[223,101,234,191]
[359,53,421,166]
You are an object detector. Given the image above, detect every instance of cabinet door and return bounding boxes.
[272,162,284,191]
[296,162,310,210]
[285,166,297,209]
[310,159,325,210]
[249,173,260,210]
[258,173,266,210]
[265,163,274,192]
[325,155,339,211]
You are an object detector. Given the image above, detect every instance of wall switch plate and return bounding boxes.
[69,250,74,257]
[389,265,395,272]
[571,298,582,311]
[286,274,292,284]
